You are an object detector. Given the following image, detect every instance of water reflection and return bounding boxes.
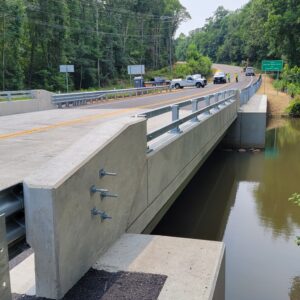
[255,119,300,238]
[153,118,300,300]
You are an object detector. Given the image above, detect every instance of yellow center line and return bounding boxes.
[0,83,233,140]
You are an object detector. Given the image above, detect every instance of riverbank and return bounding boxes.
[258,75,290,116]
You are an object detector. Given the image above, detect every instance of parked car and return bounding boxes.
[171,75,206,89]
[144,77,171,87]
[213,71,227,84]
[245,67,255,76]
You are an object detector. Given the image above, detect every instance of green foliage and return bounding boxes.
[288,193,300,246]
[286,98,300,117]
[0,0,190,91]
[289,193,300,206]
[175,0,300,67]
[274,65,300,98]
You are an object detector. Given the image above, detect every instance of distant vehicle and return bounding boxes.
[245,67,255,76]
[171,75,206,89]
[192,74,207,86]
[213,71,227,84]
[145,76,170,87]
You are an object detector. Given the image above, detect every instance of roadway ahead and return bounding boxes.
[0,65,253,190]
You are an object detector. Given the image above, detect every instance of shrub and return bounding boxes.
[286,97,300,117]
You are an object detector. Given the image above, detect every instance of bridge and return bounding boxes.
[0,67,266,300]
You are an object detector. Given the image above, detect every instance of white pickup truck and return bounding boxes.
[171,75,207,89]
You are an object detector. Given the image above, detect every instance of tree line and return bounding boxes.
[175,0,300,68]
[0,0,189,91]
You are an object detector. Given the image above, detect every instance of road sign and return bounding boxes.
[60,65,74,73]
[127,65,145,75]
[262,60,283,72]
[59,65,74,92]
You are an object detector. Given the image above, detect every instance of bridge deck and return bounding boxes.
[0,74,251,191]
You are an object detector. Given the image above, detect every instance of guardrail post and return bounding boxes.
[171,104,181,134]
[192,99,199,123]
[0,214,12,300]
[7,92,11,102]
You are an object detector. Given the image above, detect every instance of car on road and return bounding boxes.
[192,74,207,86]
[245,67,255,76]
[213,71,227,84]
[171,75,206,89]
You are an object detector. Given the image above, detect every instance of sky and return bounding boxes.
[176,0,250,37]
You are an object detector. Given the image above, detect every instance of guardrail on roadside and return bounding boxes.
[240,75,262,105]
[137,89,237,143]
[52,85,171,108]
[0,184,25,246]
[0,91,33,102]
[0,214,12,300]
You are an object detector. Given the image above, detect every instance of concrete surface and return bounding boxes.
[223,94,267,148]
[0,90,55,117]
[9,234,225,300]
[0,214,12,300]
[94,234,225,300]
[10,254,35,296]
[23,96,237,298]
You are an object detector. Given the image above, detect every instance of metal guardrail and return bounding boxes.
[0,90,33,101]
[240,75,262,105]
[0,185,25,246]
[137,89,237,142]
[52,85,171,107]
[0,214,12,300]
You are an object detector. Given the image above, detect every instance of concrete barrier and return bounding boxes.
[0,90,55,116]
[0,214,12,300]
[128,101,238,233]
[24,100,238,299]
[223,94,267,148]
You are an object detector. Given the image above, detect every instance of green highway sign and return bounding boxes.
[262,60,283,72]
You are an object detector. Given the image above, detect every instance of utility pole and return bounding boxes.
[96,3,100,88]
[169,21,173,75]
[2,12,5,91]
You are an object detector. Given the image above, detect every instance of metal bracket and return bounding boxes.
[91,208,112,221]
[99,169,117,178]
[90,185,118,199]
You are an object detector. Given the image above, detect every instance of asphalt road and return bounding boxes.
[81,64,251,112]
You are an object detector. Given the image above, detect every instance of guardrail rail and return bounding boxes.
[240,75,262,105]
[0,214,12,300]
[0,184,25,246]
[0,91,33,102]
[52,85,171,108]
[137,89,237,144]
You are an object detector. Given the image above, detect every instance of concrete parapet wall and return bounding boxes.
[24,117,147,299]
[128,101,238,233]
[223,94,267,148]
[24,100,238,299]
[0,90,55,116]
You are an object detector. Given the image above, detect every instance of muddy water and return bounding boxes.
[153,119,300,300]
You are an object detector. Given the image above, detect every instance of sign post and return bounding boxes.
[60,65,75,93]
[127,65,145,87]
[261,60,284,95]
